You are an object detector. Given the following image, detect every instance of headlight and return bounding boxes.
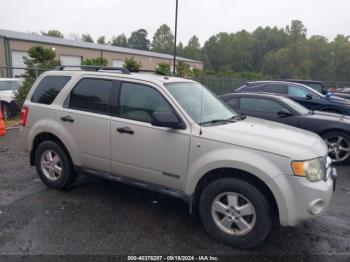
[292,158,325,182]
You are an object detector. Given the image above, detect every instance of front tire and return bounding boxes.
[199,178,273,248]
[322,131,350,164]
[35,141,78,189]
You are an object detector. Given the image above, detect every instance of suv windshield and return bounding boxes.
[280,97,310,115]
[165,82,237,125]
[0,80,21,91]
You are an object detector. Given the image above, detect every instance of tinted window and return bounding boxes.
[240,98,285,113]
[288,85,310,97]
[31,76,71,104]
[307,83,324,93]
[226,98,239,109]
[262,84,288,94]
[69,78,113,114]
[119,82,173,123]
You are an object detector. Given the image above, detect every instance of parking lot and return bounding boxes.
[0,129,349,256]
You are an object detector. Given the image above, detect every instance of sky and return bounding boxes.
[0,0,349,45]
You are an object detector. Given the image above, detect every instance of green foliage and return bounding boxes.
[182,36,202,61]
[124,57,142,72]
[176,61,191,77]
[111,34,128,47]
[128,29,150,50]
[201,19,350,81]
[97,36,106,44]
[155,63,171,76]
[15,46,61,107]
[152,24,174,54]
[81,57,108,66]
[41,30,64,38]
[81,34,94,43]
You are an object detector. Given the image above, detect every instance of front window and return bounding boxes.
[0,80,21,91]
[165,82,236,124]
[280,97,310,115]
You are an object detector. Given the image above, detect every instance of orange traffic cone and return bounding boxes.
[0,105,6,137]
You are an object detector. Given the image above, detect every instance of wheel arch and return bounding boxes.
[31,132,73,168]
[192,167,279,224]
[319,128,350,137]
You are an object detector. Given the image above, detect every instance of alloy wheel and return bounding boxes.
[325,135,350,163]
[211,192,256,236]
[40,150,63,181]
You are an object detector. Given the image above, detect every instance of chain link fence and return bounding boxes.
[1,66,350,95]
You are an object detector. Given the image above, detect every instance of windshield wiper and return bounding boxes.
[199,114,245,126]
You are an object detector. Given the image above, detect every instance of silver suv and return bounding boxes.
[20,66,336,248]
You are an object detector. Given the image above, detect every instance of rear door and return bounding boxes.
[110,80,191,190]
[56,77,117,172]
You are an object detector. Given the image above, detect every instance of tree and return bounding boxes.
[330,35,350,81]
[308,35,333,80]
[155,62,171,75]
[15,46,61,107]
[41,29,64,38]
[81,34,94,43]
[81,57,108,66]
[97,36,106,44]
[176,61,191,77]
[152,24,174,54]
[124,57,142,72]
[67,33,81,41]
[182,35,202,60]
[128,29,150,50]
[111,34,128,47]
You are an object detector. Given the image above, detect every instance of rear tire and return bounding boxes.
[199,178,273,249]
[35,141,78,189]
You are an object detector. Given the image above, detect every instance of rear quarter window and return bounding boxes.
[31,76,71,104]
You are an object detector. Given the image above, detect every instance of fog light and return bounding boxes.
[308,199,325,215]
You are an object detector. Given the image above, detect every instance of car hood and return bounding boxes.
[202,116,327,159]
[307,111,350,123]
[0,90,16,102]
[327,95,349,103]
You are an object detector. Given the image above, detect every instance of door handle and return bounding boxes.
[116,127,134,135]
[61,116,74,123]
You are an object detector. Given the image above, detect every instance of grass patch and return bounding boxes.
[5,114,21,128]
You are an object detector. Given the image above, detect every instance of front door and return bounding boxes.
[110,81,191,190]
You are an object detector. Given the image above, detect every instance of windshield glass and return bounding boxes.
[165,82,237,124]
[280,96,310,115]
[0,80,21,91]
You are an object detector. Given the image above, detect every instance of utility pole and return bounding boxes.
[173,0,178,76]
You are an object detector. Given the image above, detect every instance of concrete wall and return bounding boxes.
[8,39,203,71]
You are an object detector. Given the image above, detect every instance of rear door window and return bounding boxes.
[31,76,71,104]
[69,78,113,114]
[262,84,288,94]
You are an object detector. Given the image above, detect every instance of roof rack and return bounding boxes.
[55,65,130,74]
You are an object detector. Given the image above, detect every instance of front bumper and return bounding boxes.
[267,167,335,227]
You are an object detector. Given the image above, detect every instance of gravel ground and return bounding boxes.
[0,129,349,256]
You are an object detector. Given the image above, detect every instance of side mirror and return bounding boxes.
[277,110,293,118]
[306,94,313,100]
[151,112,185,130]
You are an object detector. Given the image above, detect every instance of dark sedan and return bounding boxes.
[220,92,350,164]
[236,81,350,115]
